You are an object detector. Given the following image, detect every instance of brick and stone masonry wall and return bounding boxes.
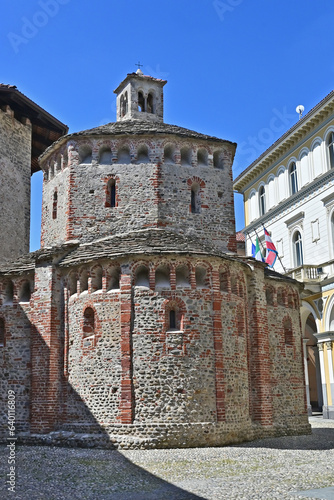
[0,107,31,263]
[40,137,236,253]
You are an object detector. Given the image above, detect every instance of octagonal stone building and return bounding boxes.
[0,71,310,448]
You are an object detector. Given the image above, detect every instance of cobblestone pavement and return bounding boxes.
[0,416,333,500]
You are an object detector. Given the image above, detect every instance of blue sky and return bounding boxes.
[2,0,334,250]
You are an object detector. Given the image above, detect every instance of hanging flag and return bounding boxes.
[251,237,264,262]
[264,227,278,268]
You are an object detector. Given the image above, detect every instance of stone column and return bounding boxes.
[318,343,329,418]
[303,339,312,415]
[325,342,334,419]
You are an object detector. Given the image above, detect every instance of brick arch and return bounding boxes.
[131,260,151,287]
[104,175,119,208]
[78,266,89,293]
[219,265,230,293]
[80,302,102,349]
[17,278,32,303]
[90,263,104,292]
[67,270,78,296]
[162,297,187,332]
[187,176,206,189]
[277,286,286,306]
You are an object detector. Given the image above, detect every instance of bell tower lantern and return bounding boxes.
[114,69,167,122]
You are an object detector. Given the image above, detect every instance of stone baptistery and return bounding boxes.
[0,70,310,448]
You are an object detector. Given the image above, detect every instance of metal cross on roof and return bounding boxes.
[135,61,143,70]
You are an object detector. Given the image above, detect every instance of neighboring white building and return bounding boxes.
[234,90,334,419]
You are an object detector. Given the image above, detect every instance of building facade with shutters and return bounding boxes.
[0,72,310,449]
[234,90,334,419]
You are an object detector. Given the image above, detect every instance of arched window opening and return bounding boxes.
[19,281,31,303]
[107,267,120,290]
[0,318,5,346]
[135,265,150,288]
[293,231,303,267]
[259,185,266,216]
[155,265,170,288]
[181,147,192,166]
[191,184,201,214]
[4,281,14,305]
[195,267,208,288]
[117,146,131,164]
[164,144,175,164]
[138,91,145,112]
[120,91,128,117]
[137,144,150,163]
[52,191,58,220]
[80,269,89,293]
[266,287,274,306]
[56,155,62,172]
[147,93,154,113]
[106,179,116,208]
[69,273,77,296]
[176,265,190,288]
[99,146,112,164]
[327,132,334,169]
[197,148,208,167]
[213,150,224,169]
[63,149,68,169]
[79,145,92,164]
[91,266,103,292]
[220,271,229,292]
[312,142,323,178]
[289,162,298,195]
[83,308,95,338]
[169,309,176,330]
[283,317,293,346]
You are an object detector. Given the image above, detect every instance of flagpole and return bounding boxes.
[261,223,287,273]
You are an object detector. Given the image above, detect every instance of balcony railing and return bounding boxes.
[285,262,333,282]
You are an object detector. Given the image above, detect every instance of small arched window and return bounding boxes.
[195,267,208,288]
[106,179,116,208]
[266,287,274,306]
[327,132,334,169]
[293,231,303,267]
[259,185,266,216]
[289,162,298,195]
[138,91,145,112]
[135,265,150,288]
[52,191,58,220]
[4,281,14,305]
[19,281,31,303]
[169,310,176,330]
[164,144,175,164]
[191,184,200,214]
[176,265,190,288]
[107,267,120,290]
[83,308,95,338]
[120,91,128,117]
[137,144,150,163]
[197,148,208,166]
[99,146,112,164]
[79,145,92,164]
[0,318,5,346]
[147,93,154,113]
[117,146,131,164]
[155,265,170,288]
